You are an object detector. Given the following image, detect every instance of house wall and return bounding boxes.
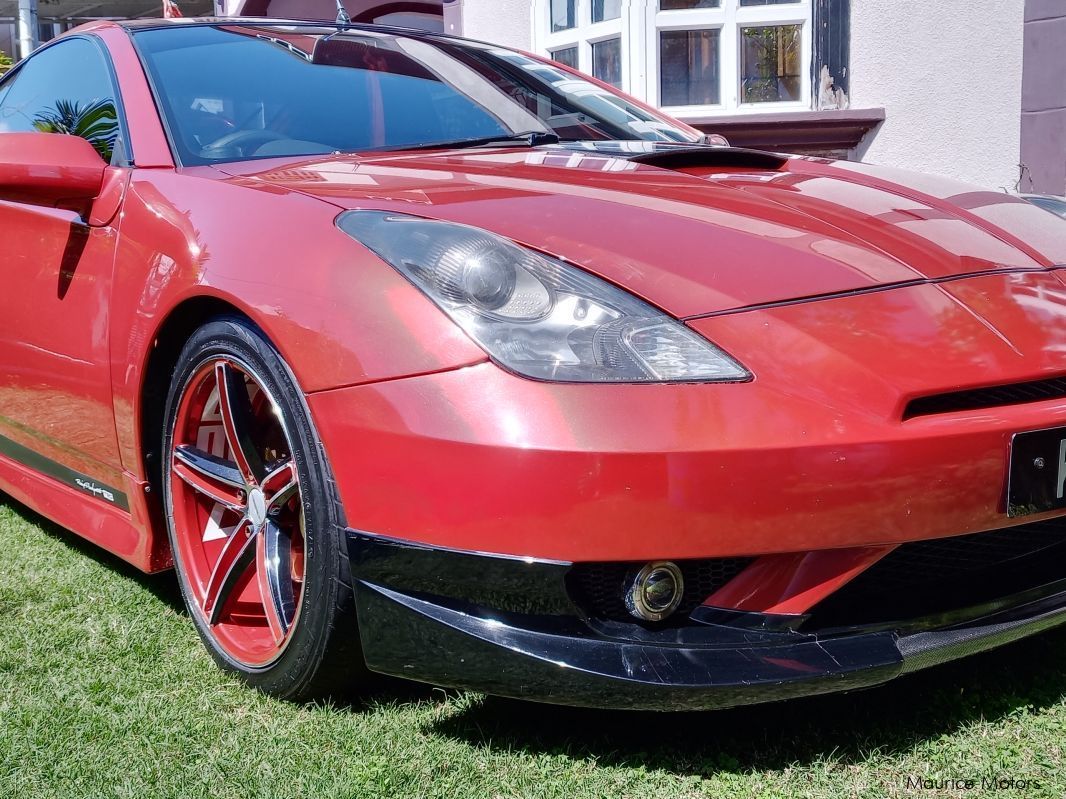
[850,0,1026,191]
[454,0,531,51]
[1021,0,1066,196]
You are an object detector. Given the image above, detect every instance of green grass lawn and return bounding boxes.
[2,499,1066,799]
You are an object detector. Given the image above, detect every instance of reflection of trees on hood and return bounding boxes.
[33,98,118,162]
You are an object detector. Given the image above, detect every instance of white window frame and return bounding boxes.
[533,0,633,92]
[533,0,812,118]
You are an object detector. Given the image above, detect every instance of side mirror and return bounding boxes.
[0,132,107,209]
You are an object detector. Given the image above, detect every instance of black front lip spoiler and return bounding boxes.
[349,532,1066,711]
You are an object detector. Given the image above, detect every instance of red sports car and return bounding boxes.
[2,18,1066,710]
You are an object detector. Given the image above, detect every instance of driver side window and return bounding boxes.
[0,37,125,164]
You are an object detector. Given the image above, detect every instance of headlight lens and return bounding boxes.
[337,211,751,383]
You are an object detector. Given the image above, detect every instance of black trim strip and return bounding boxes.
[0,432,129,511]
[905,374,1066,419]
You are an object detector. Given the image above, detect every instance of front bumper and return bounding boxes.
[350,532,1066,711]
[309,357,1066,564]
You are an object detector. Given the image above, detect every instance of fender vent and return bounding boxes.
[808,517,1066,628]
[904,375,1066,418]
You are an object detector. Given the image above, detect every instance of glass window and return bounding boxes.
[551,46,579,69]
[660,29,719,106]
[0,37,121,163]
[1029,196,1066,219]
[661,1,720,9]
[593,0,622,23]
[372,12,445,32]
[591,37,622,88]
[551,0,576,32]
[740,24,802,103]
[134,25,698,165]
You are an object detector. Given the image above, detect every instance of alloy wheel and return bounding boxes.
[168,357,306,667]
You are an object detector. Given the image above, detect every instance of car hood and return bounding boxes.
[217,143,1066,317]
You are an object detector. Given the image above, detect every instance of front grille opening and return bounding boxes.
[807,517,1066,629]
[567,558,753,624]
[904,375,1066,419]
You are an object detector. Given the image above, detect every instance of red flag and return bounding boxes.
[163,0,183,17]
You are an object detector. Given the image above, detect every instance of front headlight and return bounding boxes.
[337,211,751,383]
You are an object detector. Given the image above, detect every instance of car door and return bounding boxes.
[0,36,129,507]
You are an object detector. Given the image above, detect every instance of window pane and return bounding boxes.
[593,0,622,22]
[740,24,802,103]
[592,37,622,88]
[0,38,120,163]
[551,46,579,69]
[551,0,576,32]
[373,12,445,31]
[660,1,720,9]
[660,29,720,106]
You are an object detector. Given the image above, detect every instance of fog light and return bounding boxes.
[625,561,684,621]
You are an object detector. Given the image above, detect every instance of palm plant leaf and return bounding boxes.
[33,97,119,162]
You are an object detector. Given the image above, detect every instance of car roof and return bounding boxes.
[82,16,450,39]
[66,16,500,55]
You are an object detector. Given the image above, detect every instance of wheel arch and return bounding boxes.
[139,296,256,497]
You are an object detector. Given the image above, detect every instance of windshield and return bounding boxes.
[1028,196,1066,220]
[133,24,700,165]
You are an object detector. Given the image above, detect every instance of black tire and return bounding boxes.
[161,315,366,700]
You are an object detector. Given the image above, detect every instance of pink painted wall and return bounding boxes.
[234,0,442,22]
[1021,0,1066,196]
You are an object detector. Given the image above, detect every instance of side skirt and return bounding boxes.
[0,444,168,573]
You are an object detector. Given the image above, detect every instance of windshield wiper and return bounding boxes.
[374,131,561,153]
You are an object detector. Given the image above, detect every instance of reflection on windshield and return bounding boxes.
[133,24,699,165]
[472,46,695,143]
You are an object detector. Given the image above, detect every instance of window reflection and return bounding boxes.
[740,24,801,103]
[593,0,622,22]
[0,38,121,163]
[551,0,576,31]
[660,0,720,8]
[551,46,579,69]
[591,37,622,88]
[660,29,720,105]
[33,98,118,162]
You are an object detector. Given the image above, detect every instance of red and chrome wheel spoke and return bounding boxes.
[263,459,298,513]
[215,361,266,486]
[173,444,246,512]
[204,518,257,624]
[256,521,296,645]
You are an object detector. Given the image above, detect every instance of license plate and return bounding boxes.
[1007,427,1066,517]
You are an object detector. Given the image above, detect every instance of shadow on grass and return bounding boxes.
[8,494,1066,775]
[423,623,1066,775]
[1,495,186,615]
